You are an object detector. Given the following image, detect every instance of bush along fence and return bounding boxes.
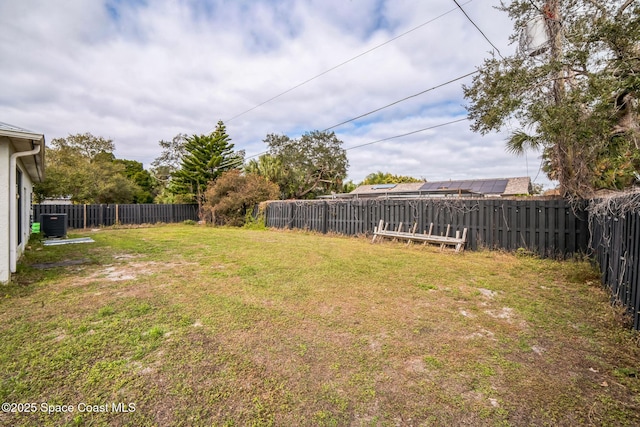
[265,198,590,258]
[33,204,199,229]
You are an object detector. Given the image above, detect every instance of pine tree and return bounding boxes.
[171,121,243,203]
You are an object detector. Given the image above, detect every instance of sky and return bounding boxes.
[0,0,553,189]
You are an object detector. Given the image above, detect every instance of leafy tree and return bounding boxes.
[342,180,357,193]
[261,130,348,199]
[171,121,244,204]
[531,182,545,195]
[34,133,140,203]
[244,154,284,187]
[150,133,187,188]
[360,171,423,185]
[114,159,156,203]
[54,132,115,160]
[203,170,279,226]
[93,173,139,204]
[463,0,640,198]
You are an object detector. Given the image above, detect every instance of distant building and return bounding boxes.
[323,177,532,200]
[41,196,73,205]
[0,122,45,283]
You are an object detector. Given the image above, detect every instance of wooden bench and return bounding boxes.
[372,220,468,253]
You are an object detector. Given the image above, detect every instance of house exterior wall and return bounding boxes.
[0,139,11,283]
[0,137,36,283]
[16,158,34,261]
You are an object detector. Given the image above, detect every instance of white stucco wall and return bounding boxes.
[15,159,34,261]
[0,138,36,283]
[0,140,10,283]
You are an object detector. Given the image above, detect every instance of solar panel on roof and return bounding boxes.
[488,179,508,193]
[477,182,494,192]
[419,179,508,194]
[459,181,473,190]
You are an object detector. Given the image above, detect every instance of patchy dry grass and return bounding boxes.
[1,224,639,426]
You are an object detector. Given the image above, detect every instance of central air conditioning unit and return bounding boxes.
[40,213,68,238]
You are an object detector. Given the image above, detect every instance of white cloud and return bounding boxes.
[0,0,553,190]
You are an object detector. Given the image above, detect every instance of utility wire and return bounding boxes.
[345,118,468,151]
[221,117,469,167]
[229,72,477,165]
[452,0,503,59]
[527,0,542,13]
[219,0,476,127]
[323,71,477,131]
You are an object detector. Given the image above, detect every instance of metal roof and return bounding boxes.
[0,122,40,135]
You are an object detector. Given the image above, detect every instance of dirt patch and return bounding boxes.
[478,288,497,299]
[100,265,138,281]
[87,260,194,283]
[113,253,141,261]
[531,345,546,355]
[404,357,426,373]
[459,309,476,318]
[464,328,496,340]
[31,259,91,269]
[486,307,515,321]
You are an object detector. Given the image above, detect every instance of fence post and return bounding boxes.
[322,201,328,234]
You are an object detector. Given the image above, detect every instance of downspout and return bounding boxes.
[9,142,41,273]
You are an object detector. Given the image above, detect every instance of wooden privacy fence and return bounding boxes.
[265,198,589,258]
[33,204,199,229]
[588,199,640,330]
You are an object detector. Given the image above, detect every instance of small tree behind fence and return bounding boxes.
[33,204,199,228]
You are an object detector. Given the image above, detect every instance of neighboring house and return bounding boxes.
[329,177,532,199]
[0,122,45,283]
[40,196,72,205]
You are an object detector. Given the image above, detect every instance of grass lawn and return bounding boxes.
[1,224,639,426]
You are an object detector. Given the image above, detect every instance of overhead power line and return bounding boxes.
[217,71,477,168]
[452,0,504,59]
[323,71,478,132]
[219,0,476,127]
[218,117,469,169]
[225,72,477,167]
[345,117,468,151]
